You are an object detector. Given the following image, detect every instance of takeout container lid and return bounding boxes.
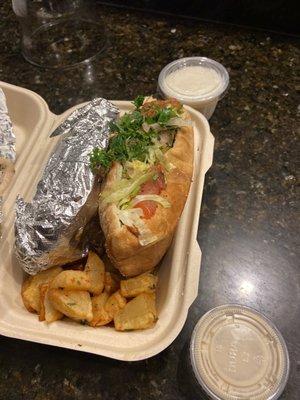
[0,81,214,361]
[190,304,289,400]
[158,57,229,119]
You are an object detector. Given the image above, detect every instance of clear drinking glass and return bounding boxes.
[12,0,107,69]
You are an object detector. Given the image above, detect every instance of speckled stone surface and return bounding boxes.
[0,3,299,400]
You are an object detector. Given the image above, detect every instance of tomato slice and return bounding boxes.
[156,173,166,191]
[134,169,166,219]
[134,200,157,219]
[139,180,161,195]
[139,172,165,195]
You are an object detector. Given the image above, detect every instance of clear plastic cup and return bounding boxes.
[12,0,106,69]
[190,304,290,400]
[158,57,229,119]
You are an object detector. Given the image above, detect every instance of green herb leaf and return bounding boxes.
[90,147,112,171]
[89,98,182,172]
[157,107,177,124]
[144,105,177,126]
[133,95,145,109]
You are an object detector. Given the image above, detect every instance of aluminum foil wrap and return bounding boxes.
[0,89,16,164]
[0,88,16,238]
[15,98,119,275]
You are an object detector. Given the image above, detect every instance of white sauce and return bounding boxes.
[165,65,221,97]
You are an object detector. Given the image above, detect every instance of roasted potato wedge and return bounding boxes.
[104,272,120,295]
[105,290,127,320]
[114,293,157,331]
[120,273,157,298]
[22,251,159,331]
[90,292,110,327]
[85,251,105,295]
[39,285,48,321]
[39,284,63,323]
[21,278,36,313]
[50,270,91,291]
[21,267,63,313]
[48,289,93,322]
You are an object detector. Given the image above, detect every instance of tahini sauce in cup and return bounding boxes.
[158,57,229,119]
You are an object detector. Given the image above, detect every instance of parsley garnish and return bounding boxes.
[146,107,177,125]
[90,147,112,171]
[90,96,182,172]
[132,95,145,109]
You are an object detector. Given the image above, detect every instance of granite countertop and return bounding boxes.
[0,3,299,399]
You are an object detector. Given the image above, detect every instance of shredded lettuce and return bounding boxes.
[166,117,193,127]
[118,185,140,209]
[124,160,149,179]
[101,171,155,205]
[144,140,173,171]
[145,146,156,165]
[154,148,174,172]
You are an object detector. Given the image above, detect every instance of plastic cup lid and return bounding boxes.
[190,305,289,400]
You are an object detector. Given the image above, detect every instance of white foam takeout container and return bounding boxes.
[0,81,214,361]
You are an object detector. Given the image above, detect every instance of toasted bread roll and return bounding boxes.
[99,99,193,276]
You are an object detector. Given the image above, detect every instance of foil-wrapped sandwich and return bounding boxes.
[15,98,118,275]
[0,88,16,237]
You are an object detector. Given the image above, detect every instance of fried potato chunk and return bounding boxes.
[90,292,110,327]
[21,267,63,313]
[50,270,91,291]
[39,284,63,323]
[120,273,157,298]
[104,272,120,295]
[114,293,157,331]
[21,252,159,331]
[85,251,105,295]
[21,278,36,313]
[48,289,93,322]
[104,291,127,320]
